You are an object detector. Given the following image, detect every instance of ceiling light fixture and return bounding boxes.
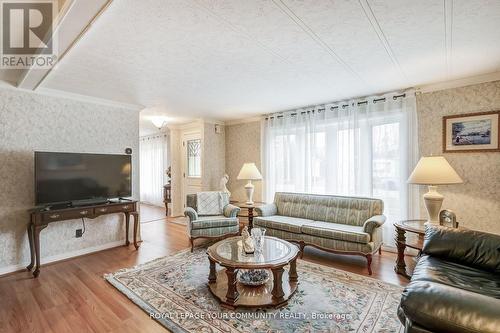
[150,116,169,130]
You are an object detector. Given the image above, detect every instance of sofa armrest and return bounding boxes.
[184,207,198,222]
[423,225,500,273]
[363,215,386,234]
[255,203,277,217]
[223,204,241,218]
[400,280,500,333]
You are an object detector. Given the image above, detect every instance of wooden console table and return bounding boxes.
[27,200,140,278]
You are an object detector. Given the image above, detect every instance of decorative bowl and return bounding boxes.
[237,269,270,286]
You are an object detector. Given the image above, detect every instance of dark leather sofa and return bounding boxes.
[398,225,500,333]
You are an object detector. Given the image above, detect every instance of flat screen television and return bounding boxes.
[35,152,132,206]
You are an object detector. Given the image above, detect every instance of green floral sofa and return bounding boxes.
[254,192,385,274]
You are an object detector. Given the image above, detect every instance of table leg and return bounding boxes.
[33,224,47,278]
[26,223,35,271]
[225,268,239,305]
[125,212,130,246]
[394,227,410,278]
[289,258,298,282]
[208,258,217,283]
[132,212,140,250]
[271,267,285,301]
[247,207,254,231]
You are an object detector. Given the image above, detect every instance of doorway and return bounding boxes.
[181,131,202,208]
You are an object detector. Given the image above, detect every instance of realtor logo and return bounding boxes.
[1,0,57,68]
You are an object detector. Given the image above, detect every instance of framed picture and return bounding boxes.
[439,209,458,228]
[443,110,500,153]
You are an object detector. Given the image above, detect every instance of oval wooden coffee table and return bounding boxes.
[206,236,300,309]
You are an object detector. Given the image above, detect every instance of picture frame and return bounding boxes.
[439,209,458,228]
[443,110,500,153]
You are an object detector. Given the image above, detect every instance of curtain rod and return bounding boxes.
[265,93,406,120]
[140,134,168,140]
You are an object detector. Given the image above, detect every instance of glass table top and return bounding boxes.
[397,219,427,233]
[212,236,294,265]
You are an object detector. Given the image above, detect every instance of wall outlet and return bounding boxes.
[76,229,83,238]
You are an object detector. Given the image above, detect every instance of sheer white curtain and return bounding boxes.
[261,91,420,247]
[140,133,168,206]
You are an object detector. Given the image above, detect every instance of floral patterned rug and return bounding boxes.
[105,248,404,333]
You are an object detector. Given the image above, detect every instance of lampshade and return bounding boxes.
[237,163,262,180]
[408,156,463,185]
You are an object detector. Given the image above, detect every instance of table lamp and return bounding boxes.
[408,156,463,225]
[237,163,262,204]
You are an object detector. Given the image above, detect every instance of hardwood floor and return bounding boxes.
[0,205,410,333]
[139,203,168,224]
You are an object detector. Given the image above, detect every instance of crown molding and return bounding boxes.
[17,0,113,90]
[165,118,228,129]
[203,118,225,125]
[35,87,143,110]
[167,119,203,130]
[225,116,262,126]
[1,77,142,110]
[416,71,500,94]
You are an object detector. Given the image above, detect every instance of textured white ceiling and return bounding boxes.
[38,0,500,121]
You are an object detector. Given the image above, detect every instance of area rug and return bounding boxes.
[105,249,404,333]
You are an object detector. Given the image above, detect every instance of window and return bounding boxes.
[187,139,201,177]
[262,94,419,247]
[140,134,168,206]
[372,122,401,225]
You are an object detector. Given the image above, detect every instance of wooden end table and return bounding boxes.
[206,236,300,309]
[394,219,427,279]
[234,202,265,231]
[163,184,171,216]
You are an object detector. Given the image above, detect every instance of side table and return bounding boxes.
[163,184,171,216]
[233,202,265,231]
[394,219,427,279]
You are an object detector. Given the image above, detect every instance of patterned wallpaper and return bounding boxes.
[225,121,263,203]
[203,123,226,191]
[416,81,500,234]
[168,127,183,216]
[0,87,139,271]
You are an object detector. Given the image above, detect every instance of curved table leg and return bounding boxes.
[394,226,410,279]
[26,223,35,271]
[289,258,298,282]
[271,267,285,301]
[33,224,47,278]
[208,258,217,283]
[124,212,130,246]
[131,212,140,250]
[225,268,239,306]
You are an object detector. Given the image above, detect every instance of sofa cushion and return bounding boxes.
[190,225,239,238]
[253,215,310,234]
[400,280,500,333]
[423,226,500,274]
[301,221,370,244]
[411,255,500,298]
[191,216,238,230]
